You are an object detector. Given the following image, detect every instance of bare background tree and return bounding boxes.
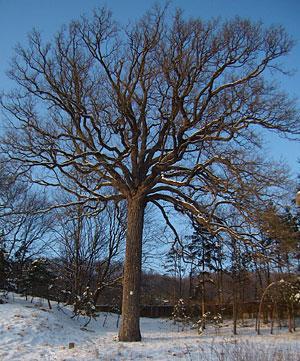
[0,161,54,270]
[53,197,126,307]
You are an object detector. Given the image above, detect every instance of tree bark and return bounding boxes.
[118,196,145,342]
[233,294,238,335]
[270,303,274,335]
[288,306,293,333]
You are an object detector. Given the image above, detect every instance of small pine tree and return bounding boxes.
[0,247,10,301]
[22,258,56,308]
[73,286,98,326]
[111,297,121,328]
[211,313,223,334]
[193,312,223,335]
[172,298,190,331]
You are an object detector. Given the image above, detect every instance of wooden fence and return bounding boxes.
[96,302,300,319]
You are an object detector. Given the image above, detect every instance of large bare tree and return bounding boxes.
[1,7,299,341]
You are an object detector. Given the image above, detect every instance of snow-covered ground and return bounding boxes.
[0,294,299,361]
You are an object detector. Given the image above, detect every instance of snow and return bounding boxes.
[0,294,299,360]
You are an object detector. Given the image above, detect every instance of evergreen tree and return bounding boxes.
[22,258,56,308]
[185,224,224,325]
[73,286,98,326]
[0,249,10,293]
[172,298,190,331]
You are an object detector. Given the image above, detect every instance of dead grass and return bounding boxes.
[185,339,298,361]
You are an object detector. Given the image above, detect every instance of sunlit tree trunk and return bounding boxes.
[119,197,145,342]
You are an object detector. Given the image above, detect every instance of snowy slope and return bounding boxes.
[0,294,299,361]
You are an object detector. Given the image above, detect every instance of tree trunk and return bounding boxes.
[288,306,293,333]
[201,275,206,330]
[118,197,145,342]
[189,266,193,298]
[233,295,238,335]
[270,303,274,335]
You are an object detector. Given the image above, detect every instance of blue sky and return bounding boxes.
[0,0,299,176]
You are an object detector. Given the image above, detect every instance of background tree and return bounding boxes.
[1,6,299,341]
[185,224,223,324]
[54,198,126,307]
[22,258,56,309]
[0,159,55,292]
[257,204,300,273]
[163,244,187,301]
[0,235,10,295]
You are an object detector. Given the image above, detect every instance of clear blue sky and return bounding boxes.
[0,0,299,176]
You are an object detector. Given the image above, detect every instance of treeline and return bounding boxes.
[0,160,299,319]
[158,211,299,332]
